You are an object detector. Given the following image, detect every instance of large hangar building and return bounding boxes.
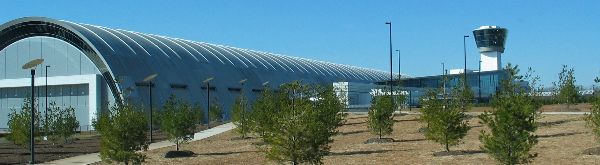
[0,17,394,131]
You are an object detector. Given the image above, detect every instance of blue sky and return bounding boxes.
[2,0,599,87]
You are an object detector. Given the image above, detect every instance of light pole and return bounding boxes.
[395,49,401,80]
[142,73,158,142]
[203,77,214,128]
[442,62,446,95]
[22,58,44,164]
[478,60,482,103]
[463,35,469,90]
[45,65,50,137]
[385,22,393,109]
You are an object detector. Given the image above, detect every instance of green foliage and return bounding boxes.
[7,98,40,149]
[587,77,600,142]
[93,102,149,164]
[250,87,277,138]
[231,91,252,138]
[159,95,198,151]
[420,83,470,152]
[367,91,394,139]
[479,64,540,165]
[45,102,80,143]
[555,65,580,109]
[587,94,600,142]
[252,81,345,164]
[193,103,205,125]
[209,100,223,123]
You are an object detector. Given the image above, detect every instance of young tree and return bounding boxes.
[555,65,580,110]
[479,64,540,164]
[159,94,198,151]
[587,76,600,143]
[209,100,223,123]
[420,80,470,152]
[253,81,345,164]
[93,102,149,165]
[367,90,394,139]
[250,87,277,138]
[52,106,79,143]
[7,97,40,148]
[231,91,252,138]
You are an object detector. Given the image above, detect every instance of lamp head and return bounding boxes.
[22,59,44,70]
[239,79,247,84]
[143,74,158,82]
[203,77,214,83]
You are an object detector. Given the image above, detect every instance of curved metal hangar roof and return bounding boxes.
[0,17,390,102]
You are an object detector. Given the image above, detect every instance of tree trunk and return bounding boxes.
[445,133,449,152]
[176,142,179,151]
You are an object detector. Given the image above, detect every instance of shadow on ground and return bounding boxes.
[433,150,485,157]
[538,132,585,138]
[329,149,409,156]
[338,130,369,136]
[197,150,260,156]
[537,118,580,127]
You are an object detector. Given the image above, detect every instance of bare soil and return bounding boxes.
[0,124,215,165]
[408,103,593,112]
[136,113,600,165]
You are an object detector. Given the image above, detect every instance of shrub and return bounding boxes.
[209,100,223,123]
[93,102,149,165]
[160,95,198,151]
[420,82,470,152]
[45,102,79,143]
[231,91,252,138]
[367,92,394,139]
[479,64,540,164]
[7,97,40,149]
[554,65,580,109]
[253,81,345,164]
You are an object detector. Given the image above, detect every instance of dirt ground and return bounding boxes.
[407,103,593,113]
[137,113,600,165]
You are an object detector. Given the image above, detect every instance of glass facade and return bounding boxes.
[383,70,505,106]
[0,36,110,130]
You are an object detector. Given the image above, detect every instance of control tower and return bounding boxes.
[473,26,508,72]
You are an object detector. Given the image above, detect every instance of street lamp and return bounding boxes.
[22,58,44,164]
[385,22,393,111]
[442,62,446,95]
[45,65,50,138]
[395,49,401,82]
[142,73,158,142]
[203,77,214,128]
[463,35,469,90]
[478,60,482,103]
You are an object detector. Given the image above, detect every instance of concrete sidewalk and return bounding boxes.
[347,111,590,115]
[41,123,236,165]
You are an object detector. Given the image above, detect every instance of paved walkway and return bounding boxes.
[347,111,590,115]
[41,123,236,165]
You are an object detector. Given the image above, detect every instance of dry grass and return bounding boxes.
[130,113,600,165]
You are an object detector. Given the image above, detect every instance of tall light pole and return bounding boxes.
[142,73,158,142]
[442,62,446,95]
[463,35,469,90]
[45,65,50,136]
[203,77,214,128]
[385,22,393,109]
[395,50,401,81]
[22,58,44,164]
[478,60,482,103]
